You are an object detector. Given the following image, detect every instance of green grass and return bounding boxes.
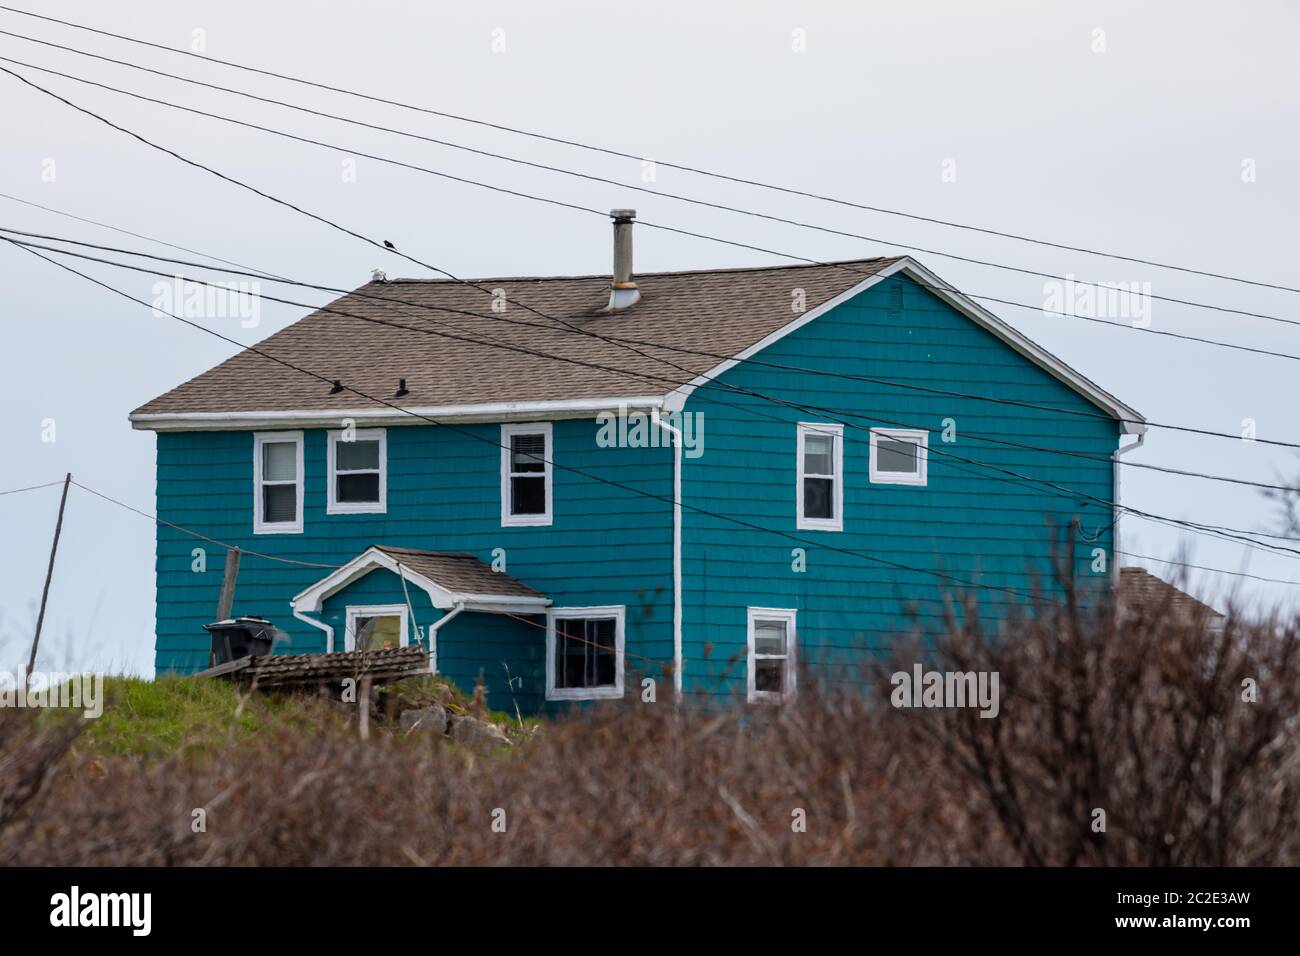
[72,674,528,760]
[74,677,334,760]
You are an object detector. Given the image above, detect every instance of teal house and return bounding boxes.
[131,211,1144,711]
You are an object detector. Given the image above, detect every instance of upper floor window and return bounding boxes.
[546,606,625,701]
[253,431,303,534]
[747,607,797,703]
[501,422,552,526]
[327,428,387,514]
[796,422,843,531]
[869,428,928,486]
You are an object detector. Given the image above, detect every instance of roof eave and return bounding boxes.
[129,395,666,432]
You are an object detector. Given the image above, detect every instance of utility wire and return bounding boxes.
[0,33,1292,330]
[15,233,1300,563]
[0,479,65,496]
[0,2,1294,295]
[14,55,1300,479]
[0,189,287,280]
[5,54,1300,367]
[5,235,1047,602]
[7,222,1299,496]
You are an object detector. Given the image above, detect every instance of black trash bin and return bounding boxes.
[203,616,280,667]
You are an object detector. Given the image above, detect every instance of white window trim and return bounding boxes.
[253,430,304,534]
[344,603,410,653]
[326,427,387,515]
[869,427,929,487]
[747,607,798,704]
[501,422,553,527]
[796,422,843,532]
[545,605,625,701]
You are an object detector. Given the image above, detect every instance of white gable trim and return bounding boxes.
[660,257,1145,434]
[289,546,551,616]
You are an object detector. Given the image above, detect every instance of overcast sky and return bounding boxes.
[2,0,1297,677]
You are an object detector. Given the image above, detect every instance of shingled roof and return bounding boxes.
[130,259,899,418]
[1118,567,1224,625]
[371,547,545,600]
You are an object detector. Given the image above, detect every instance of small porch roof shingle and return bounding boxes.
[291,545,550,616]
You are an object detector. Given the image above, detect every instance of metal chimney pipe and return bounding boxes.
[605,209,640,312]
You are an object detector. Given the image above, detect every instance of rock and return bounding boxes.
[450,715,511,752]
[400,705,448,738]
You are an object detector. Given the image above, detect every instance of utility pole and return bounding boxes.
[28,472,71,682]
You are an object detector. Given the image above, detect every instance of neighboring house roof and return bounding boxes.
[291,545,550,617]
[1117,567,1224,625]
[129,257,1144,432]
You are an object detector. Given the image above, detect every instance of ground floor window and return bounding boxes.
[345,604,409,652]
[747,607,797,703]
[546,606,625,700]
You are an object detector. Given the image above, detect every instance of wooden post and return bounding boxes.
[216,547,241,621]
[27,472,71,682]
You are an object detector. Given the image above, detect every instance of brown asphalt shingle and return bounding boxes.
[374,547,546,599]
[1118,566,1223,622]
[132,259,898,415]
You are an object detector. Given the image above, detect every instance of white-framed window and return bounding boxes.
[327,427,387,514]
[796,422,843,531]
[869,427,928,486]
[747,607,797,703]
[501,422,553,526]
[253,431,304,534]
[344,604,409,652]
[546,605,625,701]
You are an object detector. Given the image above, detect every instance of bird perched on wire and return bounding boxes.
[383,240,396,250]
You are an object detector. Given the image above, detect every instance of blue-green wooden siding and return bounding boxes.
[154,419,674,713]
[676,274,1119,703]
[151,273,1120,711]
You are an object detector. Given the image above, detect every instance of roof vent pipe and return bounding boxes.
[604,209,640,312]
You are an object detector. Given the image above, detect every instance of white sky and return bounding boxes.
[2,0,1297,676]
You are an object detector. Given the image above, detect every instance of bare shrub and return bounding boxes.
[1,586,1296,866]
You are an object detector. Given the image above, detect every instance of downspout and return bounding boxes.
[293,607,336,654]
[1112,431,1146,588]
[427,602,466,675]
[655,416,683,700]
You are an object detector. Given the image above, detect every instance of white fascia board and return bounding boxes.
[290,546,551,616]
[130,396,665,432]
[661,257,1146,435]
[291,547,457,614]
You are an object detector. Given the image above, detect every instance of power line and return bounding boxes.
[71,479,340,568]
[7,222,1300,499]
[6,53,1300,367]
[0,189,287,280]
[0,2,1294,296]
[0,32,1294,331]
[14,232,1300,564]
[6,236,1049,603]
[0,479,64,496]
[1115,550,1300,588]
[13,54,1300,478]
[7,59,1297,557]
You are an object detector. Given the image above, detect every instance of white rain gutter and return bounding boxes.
[1112,431,1146,586]
[655,415,683,700]
[426,602,467,674]
[292,607,336,654]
